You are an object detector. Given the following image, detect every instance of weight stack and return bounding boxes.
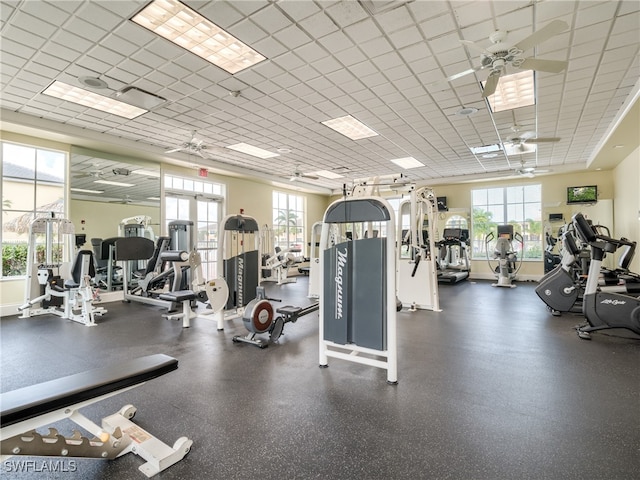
[322,237,387,350]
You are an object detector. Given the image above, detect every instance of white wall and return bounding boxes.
[613,146,640,273]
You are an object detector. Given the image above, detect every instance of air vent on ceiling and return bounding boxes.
[115,86,167,110]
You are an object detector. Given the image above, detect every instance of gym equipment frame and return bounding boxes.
[319,196,398,384]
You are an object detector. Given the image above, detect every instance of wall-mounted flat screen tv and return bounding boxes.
[567,185,597,204]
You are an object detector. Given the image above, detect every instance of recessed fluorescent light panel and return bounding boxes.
[94,180,136,187]
[42,81,148,119]
[226,143,279,159]
[70,188,104,194]
[131,0,266,74]
[314,170,344,179]
[321,115,379,140]
[390,157,424,169]
[485,70,535,113]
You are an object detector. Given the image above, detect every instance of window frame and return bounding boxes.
[470,184,542,261]
[272,191,306,255]
[1,141,67,279]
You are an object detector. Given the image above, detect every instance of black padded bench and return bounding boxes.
[1,354,177,428]
[0,354,192,478]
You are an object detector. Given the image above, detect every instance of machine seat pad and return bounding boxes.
[276,305,303,315]
[0,354,177,428]
[159,290,197,302]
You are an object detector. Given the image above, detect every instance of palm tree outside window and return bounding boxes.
[272,191,305,255]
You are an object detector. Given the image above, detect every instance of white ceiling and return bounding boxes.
[1,0,639,197]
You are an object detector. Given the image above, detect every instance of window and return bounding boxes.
[1,142,66,278]
[164,174,224,279]
[272,191,305,254]
[471,185,542,260]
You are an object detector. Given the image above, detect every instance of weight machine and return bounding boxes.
[260,225,301,285]
[396,186,440,311]
[305,221,323,298]
[319,195,398,384]
[118,215,156,241]
[18,216,106,326]
[210,212,261,331]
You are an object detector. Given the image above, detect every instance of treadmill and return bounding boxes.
[437,228,470,284]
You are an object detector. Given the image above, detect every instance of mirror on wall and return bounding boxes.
[69,146,161,243]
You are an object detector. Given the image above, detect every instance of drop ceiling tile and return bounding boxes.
[325,1,369,28]
[228,18,268,45]
[0,37,36,62]
[75,2,123,30]
[608,29,640,50]
[344,17,384,44]
[575,2,620,28]
[418,13,458,40]
[273,24,313,49]
[317,30,355,53]
[299,11,340,38]
[252,35,288,58]
[250,3,292,33]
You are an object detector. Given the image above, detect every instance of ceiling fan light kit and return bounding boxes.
[449,20,569,99]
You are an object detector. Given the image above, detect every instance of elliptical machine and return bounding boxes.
[485,225,523,288]
[572,212,640,340]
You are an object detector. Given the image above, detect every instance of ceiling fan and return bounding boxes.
[285,165,319,182]
[505,130,561,154]
[514,159,551,178]
[165,130,210,158]
[446,19,569,97]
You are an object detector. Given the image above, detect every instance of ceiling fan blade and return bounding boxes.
[519,57,568,73]
[164,147,183,154]
[302,174,320,180]
[514,19,569,52]
[482,72,501,97]
[442,65,484,83]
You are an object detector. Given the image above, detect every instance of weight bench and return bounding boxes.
[158,290,197,327]
[0,354,192,478]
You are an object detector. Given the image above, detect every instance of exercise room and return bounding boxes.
[1,1,639,479]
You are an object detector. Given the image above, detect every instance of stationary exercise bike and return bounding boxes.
[572,213,640,339]
[535,227,585,315]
